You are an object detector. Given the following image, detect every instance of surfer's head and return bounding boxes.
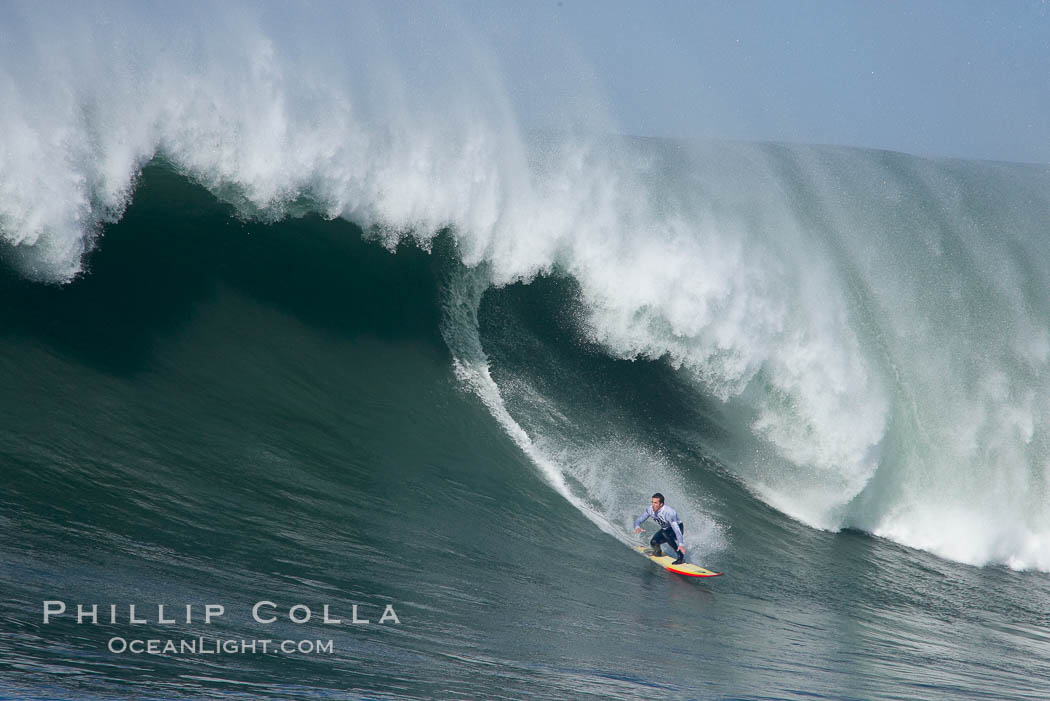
[651,493,664,510]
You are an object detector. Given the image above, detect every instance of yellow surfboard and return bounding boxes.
[635,545,723,578]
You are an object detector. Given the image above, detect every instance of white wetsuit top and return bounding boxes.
[634,505,684,546]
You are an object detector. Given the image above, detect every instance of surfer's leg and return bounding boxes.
[666,526,685,564]
[664,528,679,551]
[649,531,666,556]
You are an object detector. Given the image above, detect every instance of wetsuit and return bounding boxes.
[634,504,685,554]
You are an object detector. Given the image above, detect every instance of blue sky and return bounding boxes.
[448,0,1050,163]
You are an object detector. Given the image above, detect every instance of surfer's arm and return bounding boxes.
[633,509,652,530]
[664,507,684,548]
[670,521,685,549]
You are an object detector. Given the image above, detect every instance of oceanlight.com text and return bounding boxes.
[107,637,334,655]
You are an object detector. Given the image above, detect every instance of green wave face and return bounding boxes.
[3,154,1050,699]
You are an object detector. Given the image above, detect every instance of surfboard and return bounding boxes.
[635,545,723,578]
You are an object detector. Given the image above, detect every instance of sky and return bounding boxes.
[445,0,1050,164]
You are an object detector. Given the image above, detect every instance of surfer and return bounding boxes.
[633,493,686,565]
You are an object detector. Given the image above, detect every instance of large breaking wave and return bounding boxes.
[3,1,1050,570]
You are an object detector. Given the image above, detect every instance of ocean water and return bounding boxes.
[4,4,1050,699]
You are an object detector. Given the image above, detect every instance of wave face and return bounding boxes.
[4,166,1050,701]
[4,3,1050,575]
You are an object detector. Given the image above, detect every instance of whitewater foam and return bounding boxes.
[4,2,1050,571]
